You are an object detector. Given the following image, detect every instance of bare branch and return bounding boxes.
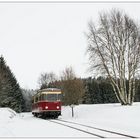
[87,9,140,105]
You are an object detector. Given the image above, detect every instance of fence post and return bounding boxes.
[70,104,74,117]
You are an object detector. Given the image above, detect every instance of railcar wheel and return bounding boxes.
[42,114,47,119]
[52,115,58,119]
[34,113,38,117]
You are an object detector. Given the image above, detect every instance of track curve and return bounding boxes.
[50,119,137,138]
[49,119,105,138]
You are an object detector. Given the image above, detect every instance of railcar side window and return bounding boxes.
[40,94,45,101]
[31,98,34,103]
[40,94,43,100]
[37,95,40,102]
[39,94,41,101]
[35,97,37,102]
[58,94,62,100]
[44,94,47,100]
[36,96,38,102]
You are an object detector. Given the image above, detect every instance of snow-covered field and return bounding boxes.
[0,103,140,138]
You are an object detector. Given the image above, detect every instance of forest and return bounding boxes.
[12,74,140,112]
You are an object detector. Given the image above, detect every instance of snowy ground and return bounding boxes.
[0,103,140,138]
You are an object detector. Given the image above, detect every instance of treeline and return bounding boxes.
[23,68,140,111]
[1,55,140,112]
[22,76,140,111]
[42,75,140,105]
[82,77,118,104]
[82,77,140,104]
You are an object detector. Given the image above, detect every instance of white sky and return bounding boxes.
[0,1,140,89]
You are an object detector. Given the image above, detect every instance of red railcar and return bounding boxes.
[32,88,62,118]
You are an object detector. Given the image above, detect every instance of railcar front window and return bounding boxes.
[46,94,57,101]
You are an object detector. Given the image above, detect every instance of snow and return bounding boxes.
[0,103,140,138]
[61,103,140,137]
[0,108,16,122]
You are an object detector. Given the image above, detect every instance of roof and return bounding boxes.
[39,88,61,92]
[32,88,61,98]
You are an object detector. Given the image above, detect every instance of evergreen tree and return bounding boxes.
[82,77,118,104]
[82,78,92,104]
[0,56,25,112]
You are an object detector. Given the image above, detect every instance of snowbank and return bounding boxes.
[0,108,16,123]
[0,103,140,137]
[60,102,140,136]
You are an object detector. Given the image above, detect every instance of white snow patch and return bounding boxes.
[0,108,16,122]
[0,103,140,137]
[60,103,140,137]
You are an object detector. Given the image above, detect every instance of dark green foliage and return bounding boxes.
[82,77,118,104]
[82,77,140,104]
[0,56,25,112]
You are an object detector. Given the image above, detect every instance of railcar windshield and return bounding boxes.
[47,94,57,101]
[44,94,62,102]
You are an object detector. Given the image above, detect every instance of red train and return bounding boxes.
[32,88,62,118]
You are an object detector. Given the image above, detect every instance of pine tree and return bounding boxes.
[82,77,118,104]
[0,56,25,112]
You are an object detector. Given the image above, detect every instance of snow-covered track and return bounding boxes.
[50,119,137,138]
[48,119,105,138]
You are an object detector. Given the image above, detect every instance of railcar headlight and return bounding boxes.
[45,106,48,109]
[56,106,59,109]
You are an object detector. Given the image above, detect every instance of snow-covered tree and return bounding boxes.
[0,56,25,112]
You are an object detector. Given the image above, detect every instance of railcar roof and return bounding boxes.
[39,88,61,92]
[33,88,61,98]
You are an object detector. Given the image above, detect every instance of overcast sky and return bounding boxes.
[0,1,140,89]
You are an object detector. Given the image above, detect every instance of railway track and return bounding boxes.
[48,119,137,138]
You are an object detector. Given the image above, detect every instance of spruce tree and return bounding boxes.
[0,56,25,112]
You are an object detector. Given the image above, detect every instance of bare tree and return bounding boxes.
[87,9,140,105]
[61,66,76,81]
[61,66,85,105]
[38,72,57,89]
